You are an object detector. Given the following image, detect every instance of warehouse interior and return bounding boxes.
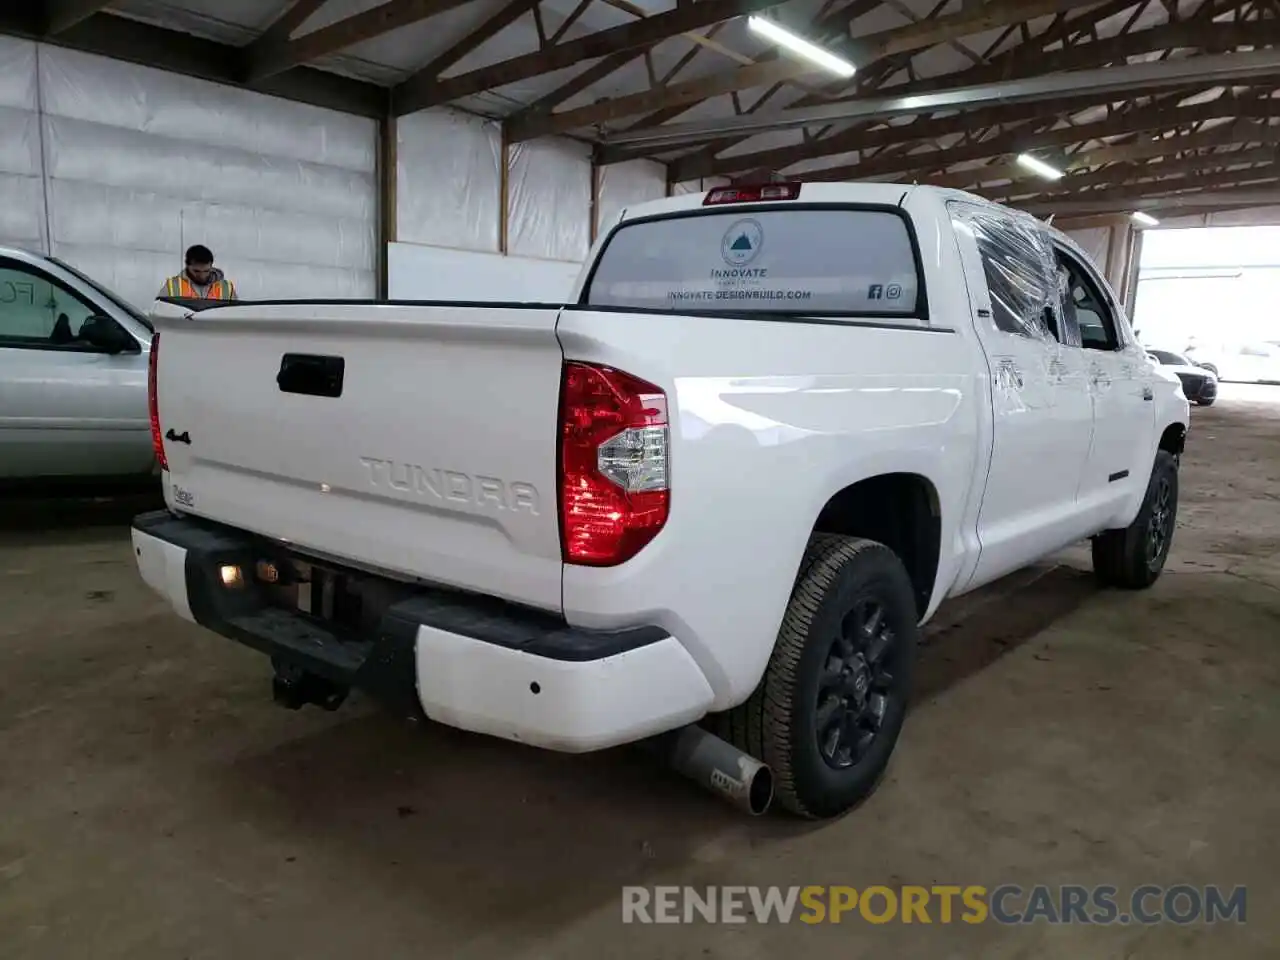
[1,0,1278,956]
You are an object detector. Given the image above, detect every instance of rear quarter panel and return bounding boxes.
[558,296,985,708]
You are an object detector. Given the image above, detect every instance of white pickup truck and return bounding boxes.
[132,182,1188,820]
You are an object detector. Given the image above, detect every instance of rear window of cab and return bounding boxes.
[583,206,926,320]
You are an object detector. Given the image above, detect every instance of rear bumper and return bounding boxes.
[131,510,714,751]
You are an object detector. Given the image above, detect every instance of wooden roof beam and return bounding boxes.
[393,0,782,116]
[248,0,332,51]
[668,15,1280,179]
[248,0,476,82]
[43,0,115,34]
[796,94,1278,183]
[936,118,1280,190]
[519,0,1099,141]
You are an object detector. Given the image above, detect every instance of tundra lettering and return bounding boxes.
[359,457,540,515]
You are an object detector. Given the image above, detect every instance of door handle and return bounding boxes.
[165,428,190,445]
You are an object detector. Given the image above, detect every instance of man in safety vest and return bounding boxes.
[159,244,237,300]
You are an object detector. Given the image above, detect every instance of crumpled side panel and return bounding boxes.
[952,201,1057,340]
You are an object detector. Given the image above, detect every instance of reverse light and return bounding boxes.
[704,182,802,205]
[147,333,167,471]
[559,362,670,566]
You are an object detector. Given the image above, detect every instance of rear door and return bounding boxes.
[948,202,1095,590]
[152,301,567,612]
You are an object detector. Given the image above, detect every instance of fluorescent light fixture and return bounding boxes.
[1016,153,1065,181]
[1131,211,1160,226]
[748,16,855,78]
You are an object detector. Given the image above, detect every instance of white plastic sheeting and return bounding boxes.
[397,108,502,252]
[507,138,591,262]
[13,41,377,307]
[388,243,581,302]
[1064,227,1112,272]
[0,37,45,252]
[595,159,667,236]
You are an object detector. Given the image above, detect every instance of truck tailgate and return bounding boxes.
[150,301,565,612]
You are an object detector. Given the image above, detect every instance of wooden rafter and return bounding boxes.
[649,0,1134,174]
[247,0,332,52]
[249,0,477,82]
[669,9,1277,179]
[990,145,1280,200]
[599,0,880,150]
[43,0,115,34]
[797,94,1278,183]
[392,0,782,116]
[924,117,1280,188]
[524,0,1098,142]
[401,0,543,86]
[1023,166,1280,210]
[0,5,384,115]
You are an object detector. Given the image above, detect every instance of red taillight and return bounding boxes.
[559,362,669,566]
[703,182,802,205]
[147,333,167,472]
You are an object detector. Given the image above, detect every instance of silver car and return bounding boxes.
[0,246,157,484]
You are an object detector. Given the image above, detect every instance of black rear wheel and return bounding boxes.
[712,535,918,819]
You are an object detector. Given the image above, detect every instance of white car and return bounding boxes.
[1146,349,1219,406]
[130,182,1189,820]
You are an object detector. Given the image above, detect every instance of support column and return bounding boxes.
[498,125,511,255]
[377,109,396,299]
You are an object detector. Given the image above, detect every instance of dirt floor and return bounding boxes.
[1,386,1277,959]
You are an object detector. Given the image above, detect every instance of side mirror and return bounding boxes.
[80,315,134,354]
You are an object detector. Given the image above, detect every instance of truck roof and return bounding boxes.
[611,180,1080,251]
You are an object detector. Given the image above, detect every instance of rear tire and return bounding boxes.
[1091,450,1179,589]
[714,535,918,819]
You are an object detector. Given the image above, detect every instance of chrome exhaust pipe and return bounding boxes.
[647,726,774,816]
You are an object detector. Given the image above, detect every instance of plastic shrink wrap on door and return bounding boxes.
[951,201,1058,341]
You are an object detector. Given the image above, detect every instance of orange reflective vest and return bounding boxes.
[161,274,237,300]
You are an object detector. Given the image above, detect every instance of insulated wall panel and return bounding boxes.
[0,37,45,251]
[595,159,667,236]
[507,138,591,262]
[1064,227,1111,271]
[36,46,377,307]
[397,108,502,252]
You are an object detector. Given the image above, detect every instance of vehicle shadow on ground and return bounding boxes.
[0,489,162,544]
[206,562,1100,939]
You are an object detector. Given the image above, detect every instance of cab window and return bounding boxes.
[1055,251,1120,351]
